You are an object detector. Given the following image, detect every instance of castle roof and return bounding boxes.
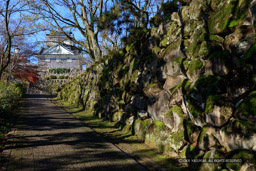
[38,44,80,57]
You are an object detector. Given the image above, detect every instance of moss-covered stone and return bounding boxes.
[210,35,224,43]
[200,149,225,171]
[224,119,256,138]
[184,20,204,38]
[186,97,205,127]
[134,118,153,141]
[235,91,256,124]
[198,126,219,150]
[205,50,230,76]
[225,149,256,171]
[185,144,203,159]
[146,120,185,154]
[145,120,168,152]
[242,42,256,62]
[143,83,162,98]
[164,105,184,132]
[187,58,203,81]
[162,37,182,61]
[183,119,200,144]
[160,36,168,48]
[208,2,236,34]
[189,75,224,100]
[112,111,125,122]
[198,41,210,58]
[205,95,233,127]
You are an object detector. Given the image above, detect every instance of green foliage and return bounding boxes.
[58,75,65,79]
[0,81,25,137]
[122,27,149,47]
[150,1,179,27]
[235,91,256,119]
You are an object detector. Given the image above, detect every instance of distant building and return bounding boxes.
[35,31,82,71]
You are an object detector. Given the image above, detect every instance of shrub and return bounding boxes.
[0,81,25,137]
[49,68,71,74]
[58,75,64,79]
[50,75,57,79]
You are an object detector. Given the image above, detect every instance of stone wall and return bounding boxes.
[58,0,256,170]
[33,79,70,95]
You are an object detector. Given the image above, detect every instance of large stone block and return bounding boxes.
[147,90,170,121]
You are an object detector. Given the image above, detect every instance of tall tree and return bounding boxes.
[28,0,108,61]
[0,0,44,79]
[0,0,12,79]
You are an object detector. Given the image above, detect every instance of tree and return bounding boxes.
[0,0,12,79]
[28,0,108,61]
[11,53,39,84]
[0,0,45,79]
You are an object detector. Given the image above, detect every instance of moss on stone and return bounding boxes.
[164,105,184,132]
[182,58,189,71]
[153,120,165,131]
[226,149,256,171]
[187,40,198,57]
[242,42,256,62]
[185,144,201,159]
[134,118,153,141]
[187,98,202,118]
[190,75,224,98]
[130,70,140,83]
[209,50,229,60]
[143,83,161,92]
[160,36,168,47]
[228,7,248,28]
[205,95,221,114]
[112,111,125,122]
[183,119,200,143]
[198,41,210,58]
[198,32,207,42]
[171,81,183,94]
[209,2,235,34]
[162,37,181,57]
[209,35,224,44]
[152,46,161,55]
[188,58,203,76]
[172,130,184,143]
[201,149,224,171]
[224,119,256,138]
[166,105,184,118]
[145,120,172,153]
[198,126,208,143]
[204,149,223,158]
[235,91,256,120]
[172,57,184,67]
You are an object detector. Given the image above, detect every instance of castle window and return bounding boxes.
[67,58,72,62]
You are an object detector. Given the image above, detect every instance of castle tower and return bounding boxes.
[35,31,82,71]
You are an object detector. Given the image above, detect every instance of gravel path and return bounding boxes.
[3,94,147,171]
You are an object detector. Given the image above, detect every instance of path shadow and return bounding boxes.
[4,95,147,171]
[25,94,55,98]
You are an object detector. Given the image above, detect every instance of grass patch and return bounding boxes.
[53,98,188,170]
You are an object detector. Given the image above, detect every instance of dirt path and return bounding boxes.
[2,94,147,171]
